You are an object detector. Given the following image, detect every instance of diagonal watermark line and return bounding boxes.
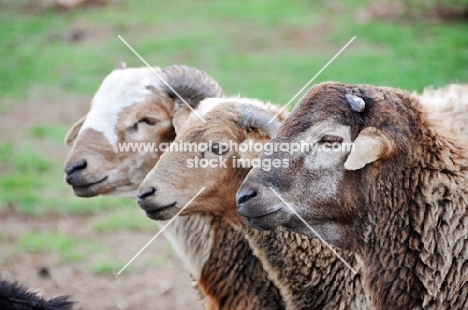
[269,36,356,123]
[269,187,358,275]
[117,187,206,275]
[118,35,207,124]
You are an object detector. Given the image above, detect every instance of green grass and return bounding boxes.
[30,124,69,144]
[0,142,131,214]
[0,0,326,102]
[0,143,51,173]
[15,231,103,263]
[1,0,465,105]
[147,256,171,268]
[91,259,136,275]
[0,143,50,211]
[0,1,467,225]
[91,208,156,232]
[326,20,468,90]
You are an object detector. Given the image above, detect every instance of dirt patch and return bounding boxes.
[0,209,201,310]
[21,0,108,14]
[355,0,468,23]
[62,21,116,43]
[0,90,89,142]
[219,20,337,55]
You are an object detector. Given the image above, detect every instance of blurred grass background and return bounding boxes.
[0,0,467,275]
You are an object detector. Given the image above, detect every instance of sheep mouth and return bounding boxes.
[71,176,109,197]
[144,203,177,220]
[246,208,283,231]
[72,176,108,189]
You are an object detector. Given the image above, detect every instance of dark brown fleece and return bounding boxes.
[242,225,370,310]
[359,102,468,310]
[279,82,468,309]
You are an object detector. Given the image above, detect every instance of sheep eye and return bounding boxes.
[210,143,229,155]
[320,135,343,144]
[129,122,139,132]
[139,117,158,126]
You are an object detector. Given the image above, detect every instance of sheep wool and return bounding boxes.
[361,100,468,309]
[417,83,468,140]
[243,226,371,310]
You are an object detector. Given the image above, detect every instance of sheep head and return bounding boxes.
[63,65,224,198]
[137,98,286,223]
[236,82,425,250]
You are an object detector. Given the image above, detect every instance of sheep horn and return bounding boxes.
[161,65,225,109]
[239,103,281,139]
[346,94,365,112]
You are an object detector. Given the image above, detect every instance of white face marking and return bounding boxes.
[79,67,163,151]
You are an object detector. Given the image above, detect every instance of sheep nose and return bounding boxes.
[236,188,257,207]
[64,160,87,175]
[138,187,156,201]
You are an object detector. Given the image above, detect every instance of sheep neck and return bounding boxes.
[229,220,372,310]
[198,215,285,310]
[163,213,284,309]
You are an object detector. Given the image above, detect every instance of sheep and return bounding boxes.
[63,65,284,309]
[236,82,468,310]
[0,279,74,310]
[64,64,223,198]
[137,97,372,310]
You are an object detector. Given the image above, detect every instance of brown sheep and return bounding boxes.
[237,82,468,310]
[63,66,284,310]
[138,98,372,309]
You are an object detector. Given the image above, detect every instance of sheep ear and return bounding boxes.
[64,115,86,147]
[344,127,394,170]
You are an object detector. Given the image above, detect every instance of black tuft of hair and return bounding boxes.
[0,279,75,310]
